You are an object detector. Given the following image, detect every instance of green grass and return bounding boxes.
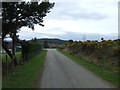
[2,52,21,63]
[57,50,118,88]
[3,50,47,88]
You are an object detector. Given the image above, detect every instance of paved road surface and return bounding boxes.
[40,49,114,88]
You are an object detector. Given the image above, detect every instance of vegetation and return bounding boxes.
[43,40,49,48]
[2,52,21,63]
[58,50,118,87]
[20,41,43,64]
[64,39,120,75]
[2,41,43,75]
[2,1,54,66]
[59,39,119,87]
[3,50,47,88]
[21,41,42,54]
[32,38,67,45]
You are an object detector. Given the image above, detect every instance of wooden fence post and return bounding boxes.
[6,54,8,75]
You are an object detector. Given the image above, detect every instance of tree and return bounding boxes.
[101,38,104,41]
[2,1,54,65]
[33,37,37,42]
[31,37,37,43]
[68,40,73,43]
[2,1,54,38]
[43,40,49,48]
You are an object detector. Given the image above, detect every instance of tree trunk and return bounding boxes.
[2,41,13,59]
[12,31,17,66]
[2,32,18,66]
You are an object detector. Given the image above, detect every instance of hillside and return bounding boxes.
[35,38,67,45]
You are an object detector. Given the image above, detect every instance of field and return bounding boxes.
[2,52,21,63]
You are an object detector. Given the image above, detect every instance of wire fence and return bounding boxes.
[2,48,43,75]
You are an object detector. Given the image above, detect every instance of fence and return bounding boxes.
[2,48,43,75]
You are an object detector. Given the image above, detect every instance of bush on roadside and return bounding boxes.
[64,39,120,74]
[21,40,43,61]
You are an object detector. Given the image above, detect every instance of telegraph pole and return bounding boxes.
[83,32,86,42]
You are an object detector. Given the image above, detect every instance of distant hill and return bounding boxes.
[33,38,68,45]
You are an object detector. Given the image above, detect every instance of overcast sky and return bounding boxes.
[18,0,119,41]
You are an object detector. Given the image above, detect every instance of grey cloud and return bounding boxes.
[18,1,117,40]
[52,32,117,41]
[49,32,118,41]
[18,30,118,41]
[68,12,107,20]
[47,2,107,20]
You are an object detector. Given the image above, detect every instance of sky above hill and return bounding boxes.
[18,0,119,41]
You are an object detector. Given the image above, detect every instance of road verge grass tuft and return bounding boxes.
[57,50,118,88]
[3,50,47,88]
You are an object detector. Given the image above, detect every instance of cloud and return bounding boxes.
[46,1,109,21]
[18,0,118,41]
[18,29,118,41]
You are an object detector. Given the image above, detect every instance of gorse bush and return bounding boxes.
[64,39,120,74]
[65,39,119,55]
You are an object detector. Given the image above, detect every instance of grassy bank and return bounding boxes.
[3,50,47,88]
[64,40,119,75]
[58,50,118,88]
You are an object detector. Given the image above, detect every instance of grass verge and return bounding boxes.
[3,50,47,88]
[57,50,118,88]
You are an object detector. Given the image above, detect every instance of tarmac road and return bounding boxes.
[40,49,114,88]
